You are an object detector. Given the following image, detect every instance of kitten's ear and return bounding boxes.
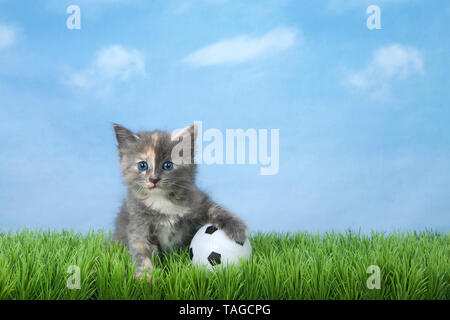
[171,123,198,142]
[171,123,198,162]
[113,124,140,149]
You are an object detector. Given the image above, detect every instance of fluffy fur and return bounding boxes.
[111,123,248,280]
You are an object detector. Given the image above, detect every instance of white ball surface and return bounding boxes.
[189,224,252,270]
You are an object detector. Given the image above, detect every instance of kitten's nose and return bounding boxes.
[149,177,160,185]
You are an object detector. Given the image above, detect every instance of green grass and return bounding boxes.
[0,229,448,300]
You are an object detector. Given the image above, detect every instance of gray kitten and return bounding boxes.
[111,123,248,280]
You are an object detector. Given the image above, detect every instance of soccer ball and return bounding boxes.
[189,224,252,270]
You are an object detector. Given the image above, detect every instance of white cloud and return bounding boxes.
[0,24,17,49]
[67,45,146,91]
[183,27,297,67]
[343,44,424,95]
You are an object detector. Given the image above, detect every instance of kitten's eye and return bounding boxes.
[162,161,174,171]
[137,161,148,171]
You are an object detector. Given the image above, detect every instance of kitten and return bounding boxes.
[111,123,248,280]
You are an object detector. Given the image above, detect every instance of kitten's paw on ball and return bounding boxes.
[216,221,248,244]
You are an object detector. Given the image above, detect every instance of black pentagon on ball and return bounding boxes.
[189,247,194,260]
[207,251,221,266]
[205,225,218,234]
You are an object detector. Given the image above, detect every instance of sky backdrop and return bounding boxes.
[0,0,449,234]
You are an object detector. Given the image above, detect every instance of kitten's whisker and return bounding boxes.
[167,182,191,191]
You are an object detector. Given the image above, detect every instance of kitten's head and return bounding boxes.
[113,123,197,201]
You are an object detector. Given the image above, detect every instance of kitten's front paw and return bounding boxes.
[216,220,248,245]
[134,270,154,284]
[133,254,154,283]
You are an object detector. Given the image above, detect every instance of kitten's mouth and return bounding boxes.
[149,182,164,190]
[134,183,161,194]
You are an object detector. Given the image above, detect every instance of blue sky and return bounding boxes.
[0,0,449,233]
